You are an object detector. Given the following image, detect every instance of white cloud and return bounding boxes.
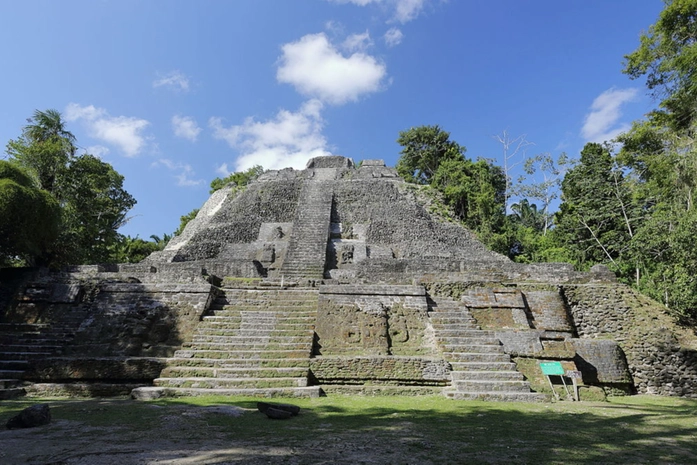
[327,0,428,23]
[210,99,332,171]
[330,0,378,5]
[581,88,639,143]
[172,115,201,142]
[153,158,205,187]
[277,33,387,105]
[153,71,190,92]
[84,145,110,158]
[342,31,373,52]
[65,103,150,157]
[393,0,427,23]
[384,27,404,47]
[216,163,232,177]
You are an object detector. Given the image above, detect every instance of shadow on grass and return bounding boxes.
[2,396,697,464]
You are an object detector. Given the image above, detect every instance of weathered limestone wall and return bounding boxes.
[423,282,633,395]
[5,280,216,358]
[309,356,450,385]
[316,285,434,357]
[167,179,303,263]
[562,284,697,397]
[73,283,215,357]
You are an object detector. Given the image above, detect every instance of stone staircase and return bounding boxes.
[280,180,334,280]
[0,306,90,399]
[429,297,546,402]
[152,288,321,397]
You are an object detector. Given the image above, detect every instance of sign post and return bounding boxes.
[566,370,582,401]
[539,362,575,401]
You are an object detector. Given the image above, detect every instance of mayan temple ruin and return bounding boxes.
[2,155,697,401]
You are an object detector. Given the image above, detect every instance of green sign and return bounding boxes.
[539,362,565,376]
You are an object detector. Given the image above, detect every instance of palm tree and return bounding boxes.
[24,109,76,150]
[150,233,172,251]
[510,199,547,233]
[11,109,78,193]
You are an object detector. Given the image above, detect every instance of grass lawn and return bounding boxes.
[2,394,697,464]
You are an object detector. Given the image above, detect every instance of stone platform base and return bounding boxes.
[26,382,149,398]
[130,385,322,400]
[320,385,444,396]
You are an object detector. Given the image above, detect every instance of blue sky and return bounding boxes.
[0,0,664,239]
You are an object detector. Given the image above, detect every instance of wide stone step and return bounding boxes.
[191,334,313,343]
[0,344,62,353]
[0,323,49,332]
[213,301,317,309]
[202,316,315,323]
[165,357,310,369]
[451,371,524,381]
[0,360,30,370]
[434,329,495,338]
[154,376,309,389]
[0,336,65,345]
[160,366,308,379]
[0,387,27,400]
[429,315,478,323]
[452,380,531,392]
[444,390,548,402]
[450,361,518,371]
[443,352,511,363]
[206,311,316,318]
[184,342,312,351]
[132,385,322,399]
[436,336,500,345]
[0,369,25,378]
[440,344,505,354]
[173,349,311,359]
[219,290,318,298]
[0,378,24,389]
[0,351,54,360]
[195,326,313,336]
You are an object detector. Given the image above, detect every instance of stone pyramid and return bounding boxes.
[2,156,696,401]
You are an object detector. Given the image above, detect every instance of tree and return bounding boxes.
[510,199,546,232]
[150,233,172,250]
[5,109,136,266]
[431,157,507,237]
[623,0,697,132]
[396,125,465,184]
[396,125,509,253]
[6,110,75,194]
[493,130,533,212]
[0,161,61,265]
[209,165,264,194]
[56,154,136,264]
[175,209,199,236]
[515,152,568,234]
[554,143,638,270]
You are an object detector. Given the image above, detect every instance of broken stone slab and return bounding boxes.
[257,401,300,417]
[131,386,167,401]
[6,404,51,429]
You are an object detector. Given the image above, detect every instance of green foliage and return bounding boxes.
[623,0,697,131]
[396,125,465,184]
[0,161,61,265]
[108,235,162,264]
[554,143,637,270]
[628,206,697,321]
[396,125,509,253]
[209,165,264,194]
[515,152,569,234]
[3,109,136,267]
[175,209,199,236]
[56,154,136,265]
